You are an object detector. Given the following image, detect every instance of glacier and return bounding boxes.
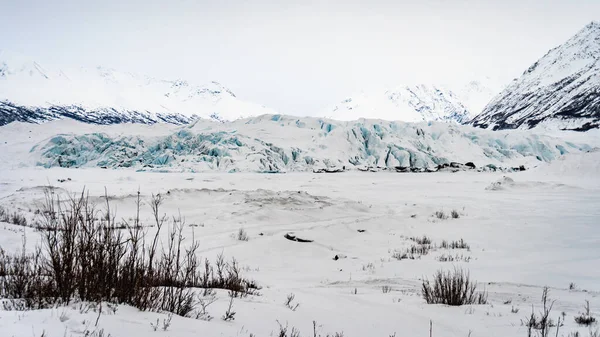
[29,115,593,173]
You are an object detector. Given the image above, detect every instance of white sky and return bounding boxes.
[2,0,599,115]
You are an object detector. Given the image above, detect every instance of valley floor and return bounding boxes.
[0,162,599,337]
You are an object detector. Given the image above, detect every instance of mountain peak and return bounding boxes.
[0,50,276,126]
[471,22,600,131]
[584,20,600,29]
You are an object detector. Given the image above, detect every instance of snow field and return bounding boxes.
[0,158,599,336]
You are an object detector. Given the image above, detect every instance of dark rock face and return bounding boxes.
[470,22,600,131]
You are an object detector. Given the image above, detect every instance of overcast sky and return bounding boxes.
[2,0,598,115]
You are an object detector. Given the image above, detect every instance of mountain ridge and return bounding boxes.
[470,21,600,131]
[325,79,503,124]
[0,49,276,126]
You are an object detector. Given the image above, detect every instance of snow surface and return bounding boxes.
[1,115,595,173]
[0,150,599,336]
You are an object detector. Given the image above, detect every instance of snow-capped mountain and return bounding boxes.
[0,50,277,126]
[455,77,506,116]
[325,82,501,124]
[471,21,600,131]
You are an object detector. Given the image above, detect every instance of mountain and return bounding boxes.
[470,21,600,131]
[0,50,277,126]
[454,77,506,116]
[325,82,501,124]
[2,114,591,173]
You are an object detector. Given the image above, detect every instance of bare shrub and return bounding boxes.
[0,206,28,227]
[0,206,7,222]
[362,263,375,273]
[451,210,460,219]
[82,328,111,337]
[222,295,236,321]
[439,239,470,250]
[285,293,300,311]
[0,188,259,317]
[236,228,249,241]
[575,300,596,326]
[273,320,345,337]
[276,321,301,337]
[150,313,173,331]
[436,254,471,263]
[409,236,432,245]
[421,268,487,306]
[381,285,392,294]
[521,287,557,337]
[194,295,217,321]
[392,243,432,260]
[434,210,448,220]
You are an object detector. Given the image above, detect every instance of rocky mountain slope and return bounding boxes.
[0,50,277,126]
[471,21,600,131]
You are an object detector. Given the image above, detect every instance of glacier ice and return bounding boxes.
[33,115,593,173]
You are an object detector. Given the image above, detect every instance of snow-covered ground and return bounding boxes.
[0,146,599,336]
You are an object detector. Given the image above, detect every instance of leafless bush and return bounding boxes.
[222,295,236,321]
[439,239,470,250]
[570,282,577,290]
[0,188,259,317]
[276,321,301,337]
[422,268,487,306]
[434,210,448,220]
[436,254,471,263]
[0,206,28,227]
[0,206,6,222]
[285,293,300,311]
[150,313,173,331]
[194,295,217,321]
[362,263,375,273]
[575,300,596,326]
[82,328,111,337]
[236,228,249,241]
[410,236,432,245]
[521,287,558,337]
[512,306,520,314]
[451,210,460,219]
[272,320,345,337]
[0,244,50,310]
[381,285,392,294]
[392,244,432,260]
